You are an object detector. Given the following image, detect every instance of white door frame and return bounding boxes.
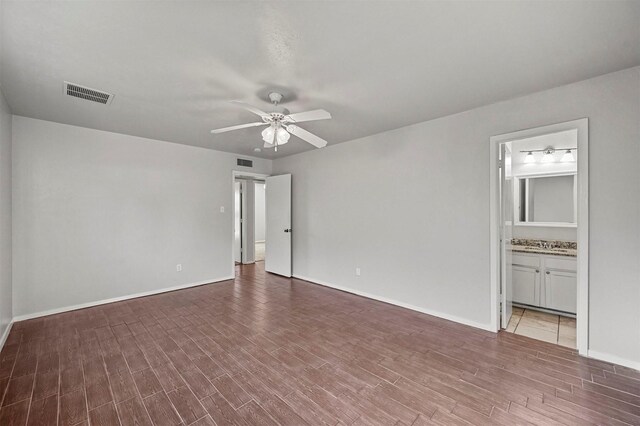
[489,118,589,355]
[231,171,269,274]
[500,143,514,330]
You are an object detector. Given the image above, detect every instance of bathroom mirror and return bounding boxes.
[515,173,577,226]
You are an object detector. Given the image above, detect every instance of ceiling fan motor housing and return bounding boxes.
[268,92,284,104]
[265,112,286,123]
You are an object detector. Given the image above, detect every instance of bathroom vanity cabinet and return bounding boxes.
[511,252,577,314]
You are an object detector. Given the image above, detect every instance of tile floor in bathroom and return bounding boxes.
[505,307,576,348]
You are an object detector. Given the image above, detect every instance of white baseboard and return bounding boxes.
[588,350,640,371]
[293,274,495,333]
[0,321,13,352]
[8,272,638,372]
[294,276,640,371]
[12,276,235,322]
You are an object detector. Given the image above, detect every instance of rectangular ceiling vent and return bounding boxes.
[63,81,114,105]
[237,159,253,167]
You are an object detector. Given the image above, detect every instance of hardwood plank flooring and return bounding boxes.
[1,263,639,425]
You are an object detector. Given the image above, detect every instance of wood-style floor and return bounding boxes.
[1,263,639,425]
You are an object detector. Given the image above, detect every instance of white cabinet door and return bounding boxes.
[544,270,577,313]
[512,265,540,306]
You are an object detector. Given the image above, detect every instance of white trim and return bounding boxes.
[514,222,577,228]
[512,172,578,228]
[512,169,577,178]
[0,321,13,351]
[490,118,589,356]
[12,276,235,322]
[588,350,640,371]
[294,275,495,333]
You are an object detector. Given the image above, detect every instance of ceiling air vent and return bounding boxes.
[237,159,253,167]
[63,81,114,105]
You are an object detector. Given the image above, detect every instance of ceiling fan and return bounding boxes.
[210,92,331,151]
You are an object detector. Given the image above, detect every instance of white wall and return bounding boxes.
[255,182,266,242]
[511,162,577,177]
[274,67,640,367]
[0,87,12,344]
[12,117,271,318]
[512,225,576,241]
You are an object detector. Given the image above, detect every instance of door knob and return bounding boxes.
[284,228,292,233]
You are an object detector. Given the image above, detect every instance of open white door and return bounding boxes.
[265,174,291,277]
[500,144,514,328]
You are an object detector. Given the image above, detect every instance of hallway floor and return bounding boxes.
[1,263,638,425]
[255,241,265,262]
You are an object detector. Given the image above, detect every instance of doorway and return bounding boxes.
[490,119,589,355]
[232,172,292,277]
[254,181,266,262]
[232,172,268,265]
[234,181,242,264]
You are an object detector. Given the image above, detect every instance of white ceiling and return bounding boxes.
[1,1,639,159]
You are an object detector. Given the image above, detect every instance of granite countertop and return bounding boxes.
[509,238,577,258]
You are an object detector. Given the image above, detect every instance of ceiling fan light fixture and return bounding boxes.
[276,127,290,144]
[261,125,275,144]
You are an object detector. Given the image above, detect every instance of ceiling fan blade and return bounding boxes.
[284,109,331,123]
[285,125,328,148]
[210,122,268,134]
[229,100,270,118]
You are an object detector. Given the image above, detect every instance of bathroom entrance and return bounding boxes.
[490,119,589,355]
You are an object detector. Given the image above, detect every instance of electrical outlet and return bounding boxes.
[355,267,361,276]
[220,206,225,213]
[176,264,182,272]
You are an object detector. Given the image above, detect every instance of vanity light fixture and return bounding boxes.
[541,147,555,163]
[561,149,575,162]
[524,151,535,163]
[520,146,576,164]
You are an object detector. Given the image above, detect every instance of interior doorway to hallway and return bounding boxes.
[232,171,292,277]
[233,172,268,265]
[254,181,266,262]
